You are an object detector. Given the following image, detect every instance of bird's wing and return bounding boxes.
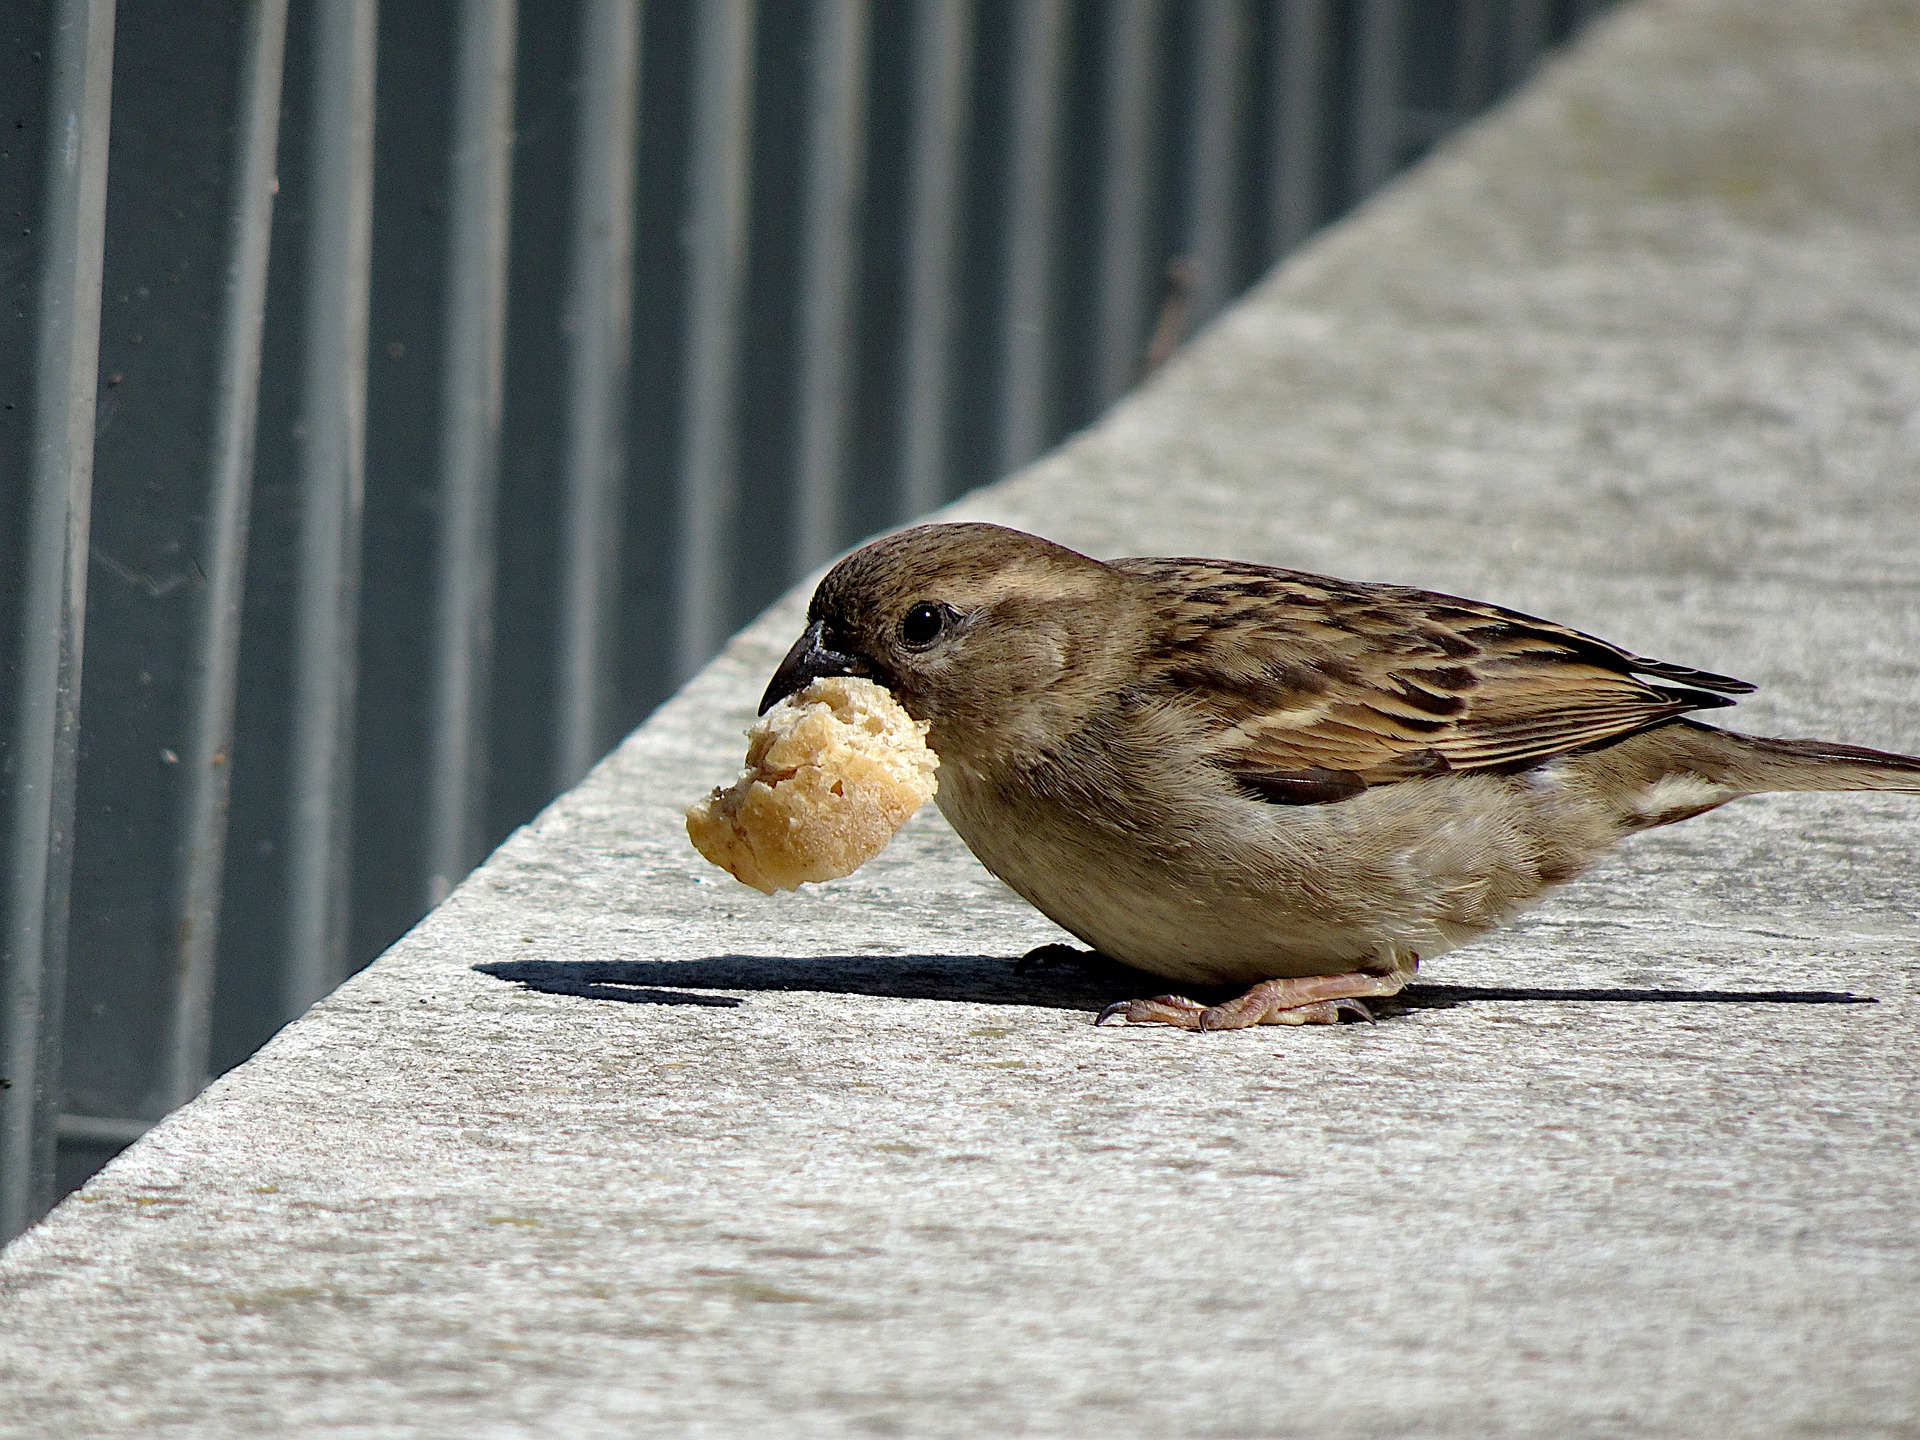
[1112,558,1753,800]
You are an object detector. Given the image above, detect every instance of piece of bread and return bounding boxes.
[686,676,939,893]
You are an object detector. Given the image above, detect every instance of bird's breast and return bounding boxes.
[932,756,1614,988]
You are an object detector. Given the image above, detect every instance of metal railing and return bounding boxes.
[0,0,1611,1240]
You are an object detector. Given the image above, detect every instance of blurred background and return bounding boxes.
[0,0,1611,1236]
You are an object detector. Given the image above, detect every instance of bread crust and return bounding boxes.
[686,677,939,893]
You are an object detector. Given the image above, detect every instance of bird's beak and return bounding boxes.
[758,619,871,714]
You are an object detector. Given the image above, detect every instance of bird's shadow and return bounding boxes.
[474,951,1873,1016]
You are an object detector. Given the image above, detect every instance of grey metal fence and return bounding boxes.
[0,0,1610,1240]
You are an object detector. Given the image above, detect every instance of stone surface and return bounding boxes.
[5,1,1919,1434]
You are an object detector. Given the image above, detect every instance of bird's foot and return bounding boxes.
[1095,970,1407,1032]
[1014,943,1112,975]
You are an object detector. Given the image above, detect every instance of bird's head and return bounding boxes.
[760,523,1143,770]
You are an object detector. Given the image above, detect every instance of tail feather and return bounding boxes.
[1681,720,1920,795]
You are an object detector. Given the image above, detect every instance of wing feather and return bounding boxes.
[1114,557,1748,798]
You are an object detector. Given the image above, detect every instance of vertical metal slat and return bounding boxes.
[1267,0,1331,260]
[1350,0,1403,202]
[1185,0,1249,330]
[424,0,519,907]
[1093,0,1159,409]
[554,0,642,791]
[1453,0,1498,116]
[673,0,756,682]
[793,0,872,572]
[286,0,377,1018]
[1503,0,1552,86]
[896,0,974,520]
[1,0,115,1242]
[993,0,1068,482]
[159,0,289,1111]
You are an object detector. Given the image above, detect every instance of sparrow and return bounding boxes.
[758,523,1920,1031]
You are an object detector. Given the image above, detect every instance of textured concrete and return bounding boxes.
[5,1,1920,1434]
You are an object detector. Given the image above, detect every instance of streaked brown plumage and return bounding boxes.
[760,522,1920,1031]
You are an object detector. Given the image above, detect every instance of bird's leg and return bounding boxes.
[1096,969,1408,1032]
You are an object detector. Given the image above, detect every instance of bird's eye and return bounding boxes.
[899,601,947,649]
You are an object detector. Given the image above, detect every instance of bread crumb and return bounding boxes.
[686,677,939,893]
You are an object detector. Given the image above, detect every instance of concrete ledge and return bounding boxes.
[6,1,1920,1434]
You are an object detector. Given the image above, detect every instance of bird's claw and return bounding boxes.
[1095,994,1207,1028]
[1095,977,1400,1030]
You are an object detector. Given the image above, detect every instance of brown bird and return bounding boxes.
[759,523,1920,1031]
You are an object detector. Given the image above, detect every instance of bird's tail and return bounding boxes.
[1680,720,1920,795]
